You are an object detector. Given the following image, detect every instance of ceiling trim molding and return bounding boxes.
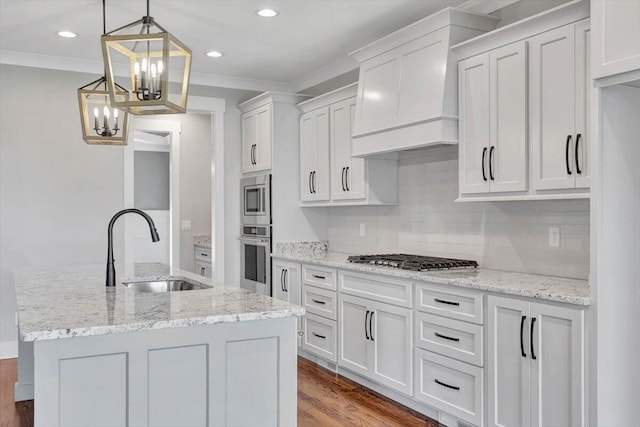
[0,49,291,93]
[289,56,359,93]
[458,0,520,14]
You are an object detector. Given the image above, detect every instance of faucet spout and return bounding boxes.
[106,208,160,287]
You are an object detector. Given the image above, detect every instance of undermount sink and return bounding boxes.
[122,279,212,293]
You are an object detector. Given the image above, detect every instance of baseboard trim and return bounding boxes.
[14,382,34,402]
[0,340,18,359]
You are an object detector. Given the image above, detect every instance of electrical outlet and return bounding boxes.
[181,220,192,231]
[359,223,365,237]
[549,227,561,248]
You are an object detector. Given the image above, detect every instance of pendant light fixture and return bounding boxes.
[77,0,130,145]
[101,0,192,115]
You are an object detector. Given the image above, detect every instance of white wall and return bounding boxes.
[328,146,590,279]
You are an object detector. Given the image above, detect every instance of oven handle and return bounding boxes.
[239,237,271,248]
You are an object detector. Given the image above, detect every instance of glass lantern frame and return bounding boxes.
[77,76,131,145]
[101,17,192,115]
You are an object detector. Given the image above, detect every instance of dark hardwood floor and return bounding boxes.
[0,356,440,427]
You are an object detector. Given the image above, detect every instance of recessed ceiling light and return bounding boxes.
[206,51,223,58]
[57,30,77,38]
[257,9,278,18]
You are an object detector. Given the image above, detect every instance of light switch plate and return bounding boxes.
[181,220,192,231]
[549,227,560,248]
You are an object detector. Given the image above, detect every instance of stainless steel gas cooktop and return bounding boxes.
[347,254,478,271]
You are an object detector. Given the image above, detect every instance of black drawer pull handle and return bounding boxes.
[312,332,326,339]
[575,133,582,174]
[566,135,573,175]
[200,253,208,257]
[434,332,460,342]
[435,379,460,391]
[531,317,537,360]
[520,315,527,358]
[434,298,460,306]
[489,146,495,181]
[365,310,370,340]
[482,147,487,181]
[312,274,326,280]
[311,299,326,305]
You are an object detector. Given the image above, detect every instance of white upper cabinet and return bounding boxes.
[241,103,272,174]
[591,0,640,84]
[300,107,330,202]
[348,8,498,157]
[298,84,398,207]
[238,92,310,175]
[530,20,591,191]
[458,41,527,196]
[453,0,590,201]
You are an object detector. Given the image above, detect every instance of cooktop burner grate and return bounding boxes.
[347,254,478,271]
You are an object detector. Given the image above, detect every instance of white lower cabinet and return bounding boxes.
[414,348,484,426]
[302,313,337,363]
[487,295,585,427]
[338,293,412,395]
[272,261,303,346]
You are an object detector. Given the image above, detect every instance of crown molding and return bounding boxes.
[458,0,521,14]
[0,50,292,93]
[289,56,359,93]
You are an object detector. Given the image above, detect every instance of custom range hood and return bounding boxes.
[349,8,498,157]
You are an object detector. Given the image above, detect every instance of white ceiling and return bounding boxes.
[0,0,467,91]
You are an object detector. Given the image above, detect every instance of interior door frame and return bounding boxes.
[122,96,226,281]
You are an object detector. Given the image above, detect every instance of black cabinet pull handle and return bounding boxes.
[434,332,460,342]
[312,332,326,339]
[280,269,285,292]
[365,310,370,340]
[435,379,460,391]
[369,311,375,341]
[575,133,582,174]
[489,146,495,181]
[520,315,527,358]
[341,167,346,192]
[201,267,205,275]
[308,172,313,195]
[254,144,257,165]
[284,269,288,292]
[482,147,487,181]
[312,171,316,193]
[566,135,573,175]
[434,298,460,306]
[311,299,326,305]
[312,274,325,280]
[345,167,350,191]
[530,317,537,360]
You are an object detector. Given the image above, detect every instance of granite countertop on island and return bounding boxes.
[13,263,304,342]
[272,243,590,306]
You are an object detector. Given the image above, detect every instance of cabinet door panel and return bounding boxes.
[488,296,530,427]
[300,108,330,202]
[338,294,370,376]
[355,56,398,135]
[241,111,257,173]
[370,301,412,395]
[272,263,288,303]
[530,25,576,190]
[574,20,591,189]
[331,98,365,201]
[490,41,528,193]
[459,53,491,195]
[255,104,272,172]
[530,303,584,427]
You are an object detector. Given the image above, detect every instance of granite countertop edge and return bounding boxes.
[272,252,590,306]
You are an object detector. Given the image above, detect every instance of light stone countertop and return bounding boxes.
[13,263,304,342]
[193,235,212,249]
[272,250,590,306]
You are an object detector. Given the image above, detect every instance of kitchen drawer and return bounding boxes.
[195,246,212,262]
[414,348,483,427]
[339,271,412,308]
[415,282,483,324]
[415,312,483,367]
[195,261,212,278]
[302,285,337,320]
[302,265,337,291]
[302,313,337,363]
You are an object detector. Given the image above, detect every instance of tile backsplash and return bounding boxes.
[327,146,590,279]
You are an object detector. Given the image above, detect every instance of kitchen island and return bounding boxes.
[13,263,304,427]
